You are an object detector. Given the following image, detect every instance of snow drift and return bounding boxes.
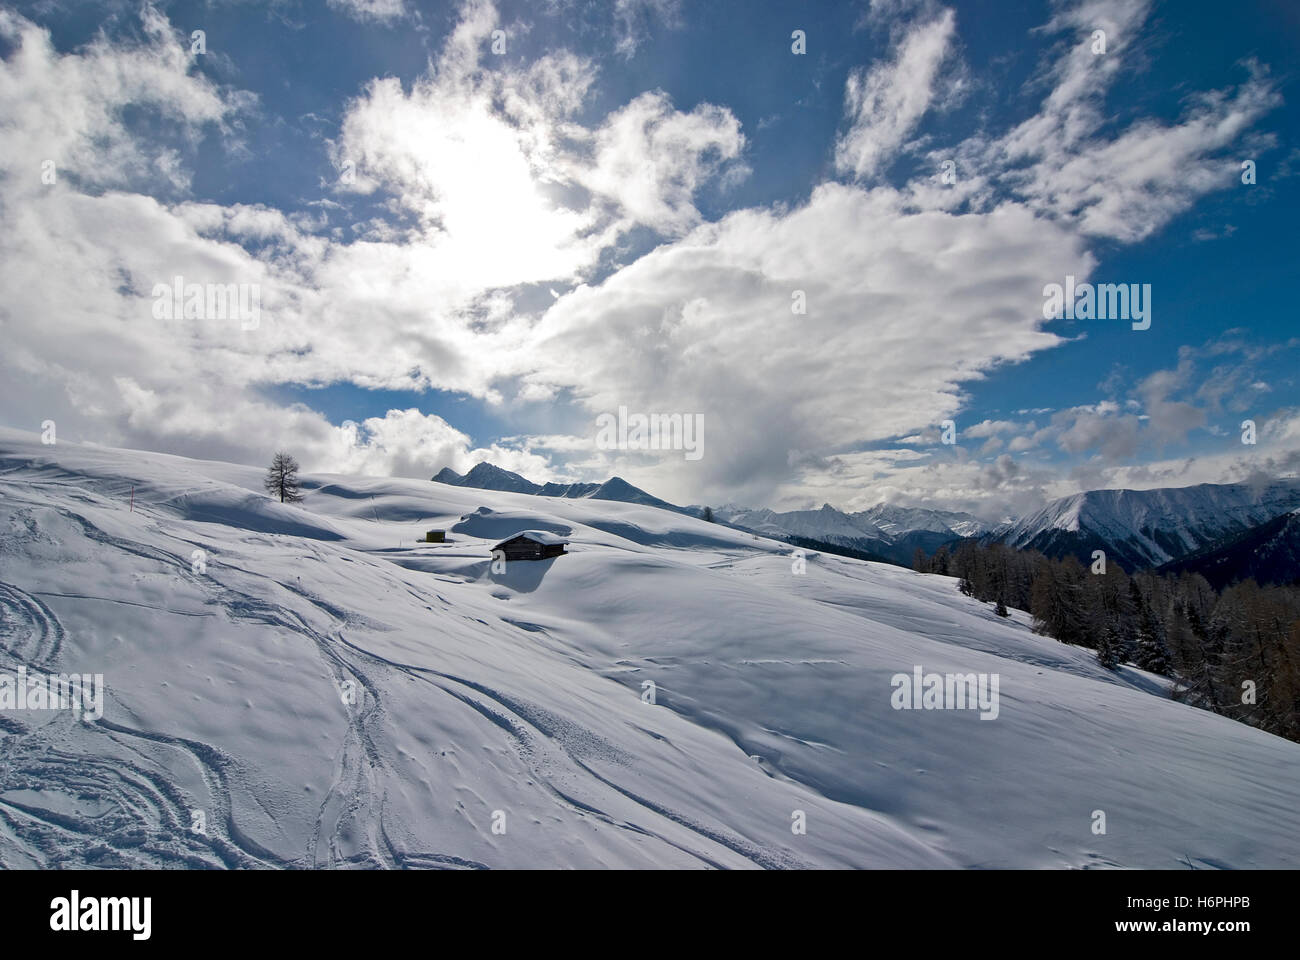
[1,428,1298,869]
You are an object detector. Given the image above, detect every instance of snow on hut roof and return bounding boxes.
[492,529,569,548]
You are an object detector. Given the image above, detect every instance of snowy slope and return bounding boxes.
[994,481,1300,570]
[2,428,1299,869]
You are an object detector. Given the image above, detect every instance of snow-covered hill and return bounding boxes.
[2,428,1299,869]
[992,481,1300,571]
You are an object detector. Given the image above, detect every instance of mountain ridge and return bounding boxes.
[989,479,1300,570]
[433,461,691,516]
[436,460,1300,577]
[1157,507,1300,588]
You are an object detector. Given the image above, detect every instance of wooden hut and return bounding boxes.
[491,530,568,561]
[424,529,446,543]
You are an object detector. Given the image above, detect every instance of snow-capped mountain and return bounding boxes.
[854,504,992,562]
[1158,507,1300,589]
[432,462,543,495]
[437,463,1300,575]
[4,427,1300,868]
[434,462,690,516]
[858,504,991,541]
[720,503,885,545]
[990,480,1300,571]
[718,502,989,565]
[436,465,991,560]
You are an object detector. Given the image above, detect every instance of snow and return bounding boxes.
[1000,481,1300,565]
[1,427,1299,868]
[435,462,685,515]
[723,503,886,544]
[857,503,991,539]
[493,530,569,548]
[721,501,990,551]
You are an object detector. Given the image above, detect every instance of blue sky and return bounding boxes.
[1,0,1298,516]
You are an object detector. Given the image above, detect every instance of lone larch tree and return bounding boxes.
[264,452,304,503]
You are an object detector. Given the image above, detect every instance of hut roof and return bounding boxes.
[492,530,569,549]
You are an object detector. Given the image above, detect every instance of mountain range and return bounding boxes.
[433,462,690,515]
[714,503,991,566]
[433,462,990,565]
[436,462,1300,585]
[989,480,1300,574]
[1157,507,1300,589]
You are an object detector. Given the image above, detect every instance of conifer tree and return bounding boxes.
[932,544,951,576]
[1131,580,1171,675]
[1096,623,1123,669]
[264,452,304,504]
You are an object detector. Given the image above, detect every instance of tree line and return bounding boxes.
[913,541,1300,743]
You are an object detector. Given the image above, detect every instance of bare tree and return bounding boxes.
[264,452,304,503]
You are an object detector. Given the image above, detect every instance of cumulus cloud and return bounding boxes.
[964,419,1022,439]
[1135,359,1208,449]
[328,409,553,479]
[0,0,1293,513]
[525,182,1082,504]
[0,6,244,193]
[0,2,747,480]
[1055,406,1142,460]
[577,91,746,235]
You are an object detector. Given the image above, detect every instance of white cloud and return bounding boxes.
[612,0,682,58]
[525,182,1083,505]
[332,13,607,291]
[942,0,1282,242]
[1,0,1294,514]
[0,6,242,192]
[329,408,551,478]
[835,9,957,180]
[964,419,1021,439]
[327,0,409,23]
[577,91,746,235]
[0,3,747,482]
